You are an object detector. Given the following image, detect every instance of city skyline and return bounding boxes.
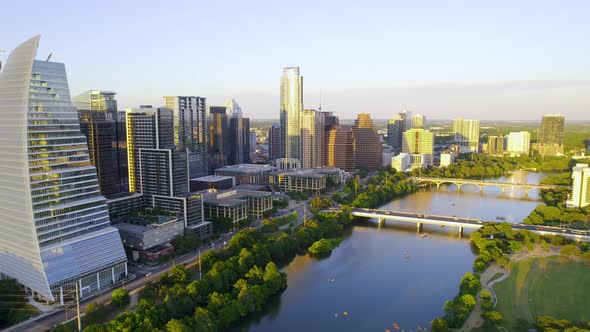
[1,1,589,120]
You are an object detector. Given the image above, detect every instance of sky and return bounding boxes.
[1,0,589,120]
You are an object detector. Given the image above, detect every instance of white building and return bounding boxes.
[440,151,455,167]
[567,164,590,208]
[392,153,411,172]
[0,36,127,304]
[505,131,531,156]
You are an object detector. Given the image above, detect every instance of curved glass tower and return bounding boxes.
[0,36,127,303]
[280,67,303,162]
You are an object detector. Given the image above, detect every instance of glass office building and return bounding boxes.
[0,36,127,304]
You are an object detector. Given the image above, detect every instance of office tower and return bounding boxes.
[125,106,175,192]
[354,113,374,129]
[249,131,257,154]
[227,98,250,165]
[208,106,229,173]
[325,125,355,171]
[402,128,435,167]
[280,67,303,162]
[268,124,281,160]
[0,36,127,303]
[74,90,127,194]
[505,131,531,156]
[567,164,590,208]
[315,111,329,167]
[387,113,406,155]
[411,114,426,129]
[535,114,565,156]
[301,109,318,168]
[77,111,120,195]
[164,96,207,178]
[453,118,480,153]
[402,109,412,131]
[352,113,382,169]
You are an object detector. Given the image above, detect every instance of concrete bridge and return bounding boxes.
[351,208,590,241]
[412,176,567,194]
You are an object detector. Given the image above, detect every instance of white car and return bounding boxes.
[146,272,152,277]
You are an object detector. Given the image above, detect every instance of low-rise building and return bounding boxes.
[106,192,145,219]
[215,164,276,185]
[391,153,411,172]
[151,193,212,239]
[269,169,327,193]
[234,189,273,218]
[440,150,455,167]
[190,175,235,191]
[202,190,249,224]
[114,212,184,251]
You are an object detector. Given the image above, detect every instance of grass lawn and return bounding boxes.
[493,256,590,330]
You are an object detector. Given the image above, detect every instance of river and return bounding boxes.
[234,171,549,332]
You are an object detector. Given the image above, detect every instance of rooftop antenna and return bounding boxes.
[46,53,53,62]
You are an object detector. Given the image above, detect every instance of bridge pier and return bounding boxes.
[435,183,441,191]
[459,226,464,238]
[417,222,423,233]
[377,218,385,225]
[457,184,462,192]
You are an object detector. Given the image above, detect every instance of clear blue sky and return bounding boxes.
[2,0,589,120]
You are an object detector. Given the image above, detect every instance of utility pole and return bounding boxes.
[75,283,81,332]
[198,249,202,280]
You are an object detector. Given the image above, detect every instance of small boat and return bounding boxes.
[334,313,339,317]
[439,225,445,228]
[393,323,400,330]
[419,233,428,238]
[496,216,506,221]
[343,311,349,316]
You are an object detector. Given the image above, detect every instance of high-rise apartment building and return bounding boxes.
[280,67,303,163]
[125,106,176,193]
[352,113,382,169]
[301,109,319,168]
[138,148,188,196]
[387,113,406,155]
[0,36,127,303]
[534,114,565,156]
[453,118,480,153]
[567,164,590,208]
[505,131,531,156]
[268,124,281,160]
[325,125,355,171]
[208,106,229,173]
[402,128,435,167]
[164,96,207,177]
[411,114,426,129]
[75,90,127,195]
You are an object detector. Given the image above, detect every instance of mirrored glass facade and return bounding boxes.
[0,36,127,302]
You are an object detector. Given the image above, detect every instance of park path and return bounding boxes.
[461,246,561,331]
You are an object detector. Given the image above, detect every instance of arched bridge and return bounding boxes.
[413,177,567,194]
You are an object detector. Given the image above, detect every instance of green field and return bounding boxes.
[493,256,590,331]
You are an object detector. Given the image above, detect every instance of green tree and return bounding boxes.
[430,317,449,332]
[166,319,191,332]
[483,311,503,326]
[459,272,481,296]
[111,288,130,307]
[170,265,189,285]
[308,238,334,258]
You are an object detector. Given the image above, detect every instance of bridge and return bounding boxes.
[412,177,567,194]
[351,208,590,241]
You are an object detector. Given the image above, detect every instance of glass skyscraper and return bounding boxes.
[0,36,127,303]
[280,67,303,162]
[164,96,208,178]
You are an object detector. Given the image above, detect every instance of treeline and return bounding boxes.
[537,315,590,331]
[524,204,589,229]
[334,168,416,207]
[413,154,576,180]
[430,273,481,330]
[70,205,356,331]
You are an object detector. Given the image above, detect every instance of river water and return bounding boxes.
[235,171,548,332]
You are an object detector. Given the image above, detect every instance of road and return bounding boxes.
[9,194,311,332]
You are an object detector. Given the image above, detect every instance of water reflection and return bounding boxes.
[235,171,547,331]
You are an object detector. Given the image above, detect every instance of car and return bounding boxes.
[146,272,152,277]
